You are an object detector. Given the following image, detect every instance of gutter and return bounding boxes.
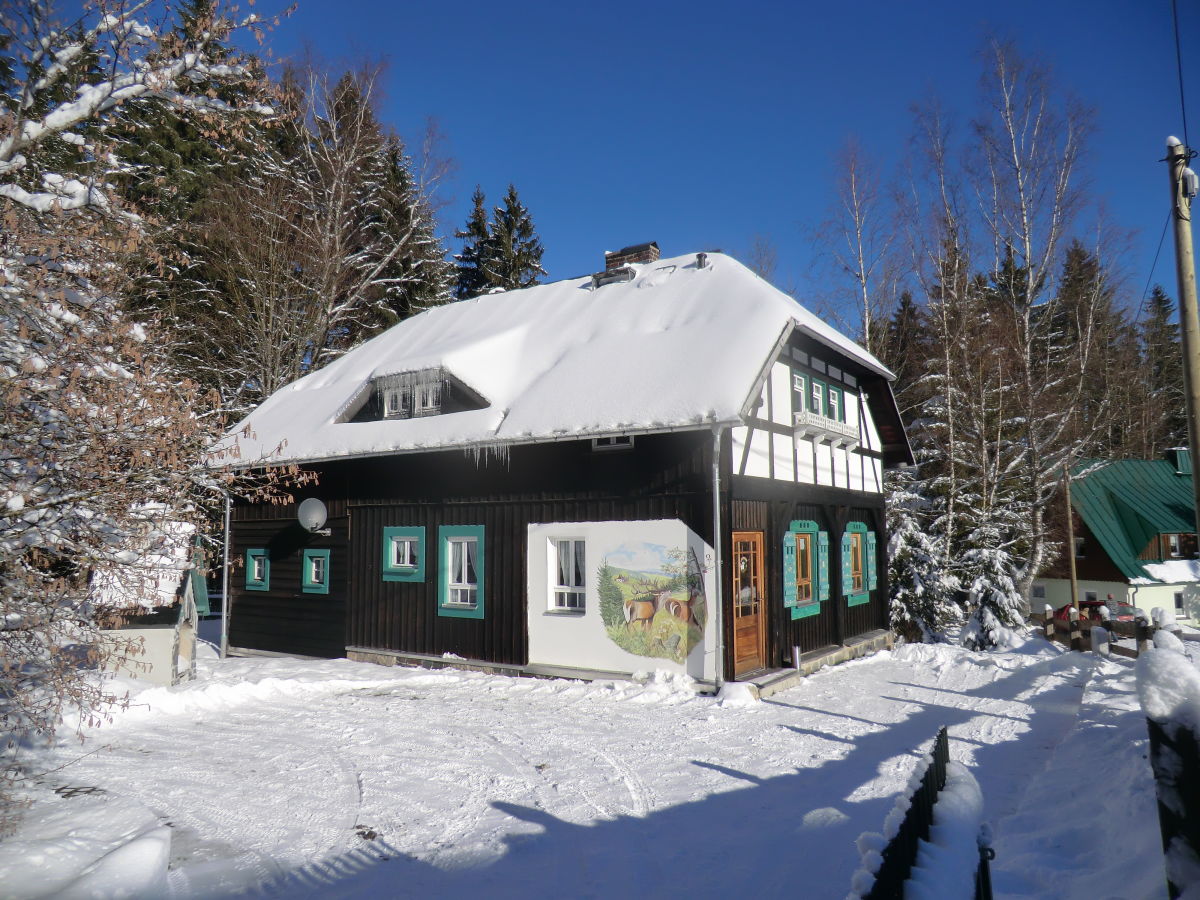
[220,492,231,659]
[712,424,726,691]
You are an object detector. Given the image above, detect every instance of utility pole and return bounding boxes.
[1064,462,1079,611]
[1167,136,1200,537]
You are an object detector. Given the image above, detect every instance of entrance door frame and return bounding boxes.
[731,530,767,677]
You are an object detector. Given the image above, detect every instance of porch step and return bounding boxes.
[735,629,894,699]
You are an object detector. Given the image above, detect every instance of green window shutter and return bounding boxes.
[782,532,797,608]
[245,549,269,591]
[301,549,331,594]
[817,532,830,602]
[841,533,853,595]
[867,532,878,590]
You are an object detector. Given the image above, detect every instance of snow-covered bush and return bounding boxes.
[885,467,961,642]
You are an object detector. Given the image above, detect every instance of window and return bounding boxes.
[783,520,826,619]
[592,436,634,451]
[439,525,485,618]
[794,532,814,604]
[810,378,824,414]
[1169,534,1183,558]
[382,527,425,582]
[848,533,864,593]
[551,539,586,610]
[383,387,410,419]
[1074,537,1086,559]
[415,382,441,416]
[245,549,269,591]
[302,549,330,594]
[1085,591,1098,603]
[793,372,807,395]
[1032,584,1046,600]
[842,522,876,606]
[827,386,842,422]
[1175,592,1185,615]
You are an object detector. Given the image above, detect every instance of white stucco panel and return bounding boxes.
[527,520,719,683]
[770,362,793,427]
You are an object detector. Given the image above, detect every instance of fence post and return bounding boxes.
[1043,604,1055,642]
[1069,606,1083,652]
[1145,718,1200,898]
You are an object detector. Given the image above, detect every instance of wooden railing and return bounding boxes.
[1030,609,1200,658]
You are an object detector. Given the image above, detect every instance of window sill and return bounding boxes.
[847,592,870,607]
[544,608,586,616]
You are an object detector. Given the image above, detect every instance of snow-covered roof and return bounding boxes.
[222,252,892,467]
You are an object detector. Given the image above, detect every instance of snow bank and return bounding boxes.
[0,793,169,899]
[906,762,985,900]
[1137,648,1200,730]
[1143,560,1200,584]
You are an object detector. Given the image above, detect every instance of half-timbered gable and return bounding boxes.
[221,249,911,689]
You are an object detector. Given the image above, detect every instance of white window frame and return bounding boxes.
[446,536,479,607]
[251,555,267,582]
[550,538,586,611]
[1169,533,1183,557]
[383,387,410,419]
[308,554,326,586]
[828,387,841,422]
[390,536,418,569]
[592,435,634,451]
[416,382,440,413]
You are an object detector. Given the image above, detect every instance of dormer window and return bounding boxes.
[344,368,488,424]
[383,387,410,419]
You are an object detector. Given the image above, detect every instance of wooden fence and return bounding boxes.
[863,727,994,900]
[1030,609,1200,658]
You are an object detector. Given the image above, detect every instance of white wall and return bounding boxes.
[1035,578,1198,624]
[526,520,719,682]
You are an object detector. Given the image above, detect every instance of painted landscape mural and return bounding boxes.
[597,543,706,663]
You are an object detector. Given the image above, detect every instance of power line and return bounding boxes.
[1174,0,1191,150]
[1134,210,1172,325]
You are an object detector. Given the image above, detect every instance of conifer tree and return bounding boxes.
[484,183,547,291]
[1141,285,1188,457]
[454,186,491,299]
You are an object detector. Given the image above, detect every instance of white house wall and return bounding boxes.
[1034,577,1198,625]
[731,348,885,494]
[526,520,719,683]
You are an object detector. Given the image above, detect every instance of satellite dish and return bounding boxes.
[297,498,328,533]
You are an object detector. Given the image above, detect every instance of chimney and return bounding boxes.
[604,241,660,271]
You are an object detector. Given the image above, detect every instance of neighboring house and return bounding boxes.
[1036,449,1199,624]
[219,244,912,687]
[94,522,210,686]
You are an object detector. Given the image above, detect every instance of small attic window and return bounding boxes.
[344,368,488,423]
[592,436,635,452]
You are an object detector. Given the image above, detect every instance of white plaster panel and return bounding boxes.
[861,394,882,453]
[770,362,793,427]
[526,520,718,681]
[816,442,834,486]
[732,426,748,474]
[772,432,795,482]
[745,428,771,479]
[796,437,815,484]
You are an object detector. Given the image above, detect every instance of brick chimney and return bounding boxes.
[604,241,660,271]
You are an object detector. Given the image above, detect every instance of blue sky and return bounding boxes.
[267,0,1196,327]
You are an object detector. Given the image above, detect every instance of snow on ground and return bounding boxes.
[0,636,1173,899]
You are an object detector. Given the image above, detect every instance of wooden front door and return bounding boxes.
[732,531,766,677]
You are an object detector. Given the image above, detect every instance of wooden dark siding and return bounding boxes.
[728,474,886,672]
[227,506,348,658]
[232,432,712,663]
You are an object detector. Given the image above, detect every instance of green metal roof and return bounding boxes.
[1070,454,1196,582]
